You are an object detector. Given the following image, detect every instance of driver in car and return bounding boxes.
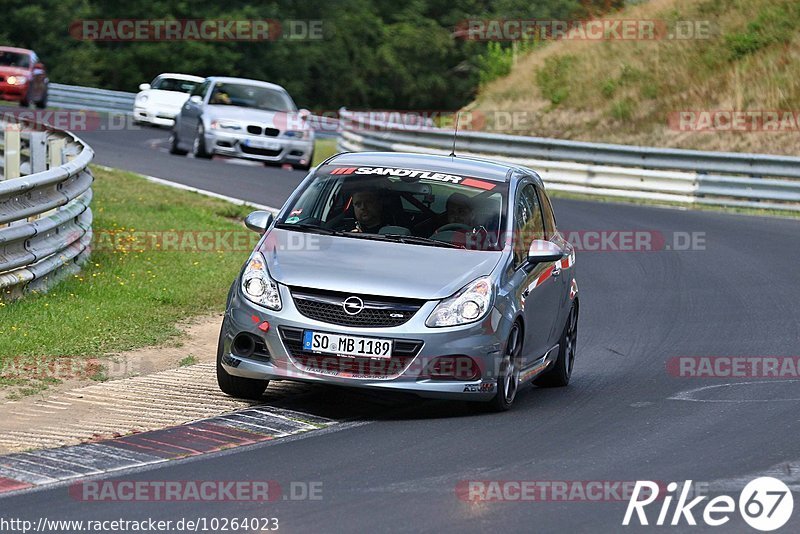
[444,193,475,227]
[351,188,385,233]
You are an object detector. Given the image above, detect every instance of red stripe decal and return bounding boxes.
[461,178,496,190]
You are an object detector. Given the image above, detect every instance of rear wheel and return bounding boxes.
[489,323,522,411]
[534,304,578,387]
[35,88,47,109]
[216,329,269,400]
[169,129,188,155]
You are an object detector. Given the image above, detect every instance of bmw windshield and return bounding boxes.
[276,165,509,251]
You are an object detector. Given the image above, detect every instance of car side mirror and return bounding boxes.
[34,63,45,71]
[139,83,151,91]
[298,108,311,120]
[527,239,566,264]
[189,95,203,104]
[245,211,274,234]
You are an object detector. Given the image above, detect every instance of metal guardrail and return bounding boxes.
[49,83,340,137]
[337,108,800,212]
[50,83,135,115]
[0,118,94,300]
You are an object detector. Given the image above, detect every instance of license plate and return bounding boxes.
[243,138,281,150]
[303,331,393,359]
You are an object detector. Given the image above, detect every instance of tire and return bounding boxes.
[534,304,578,388]
[216,329,269,400]
[192,123,212,159]
[489,323,523,411]
[292,151,314,171]
[169,129,188,155]
[35,89,47,109]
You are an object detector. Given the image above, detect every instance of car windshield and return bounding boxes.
[152,77,200,93]
[276,165,508,251]
[208,82,295,112]
[0,51,30,68]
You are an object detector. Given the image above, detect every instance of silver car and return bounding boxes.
[218,152,579,410]
[170,76,315,170]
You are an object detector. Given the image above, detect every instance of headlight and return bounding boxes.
[211,120,242,130]
[283,130,309,139]
[7,75,27,85]
[136,94,148,104]
[241,252,281,310]
[426,276,493,327]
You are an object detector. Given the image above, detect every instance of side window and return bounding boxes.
[191,80,209,98]
[513,184,544,267]
[536,187,556,239]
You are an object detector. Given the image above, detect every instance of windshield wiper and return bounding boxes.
[274,222,342,235]
[377,234,465,249]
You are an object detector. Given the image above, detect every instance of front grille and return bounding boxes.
[246,125,280,137]
[290,287,423,328]
[279,327,423,379]
[240,145,282,157]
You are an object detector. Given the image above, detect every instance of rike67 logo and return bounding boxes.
[624,478,793,531]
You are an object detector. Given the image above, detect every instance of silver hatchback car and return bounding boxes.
[218,152,578,410]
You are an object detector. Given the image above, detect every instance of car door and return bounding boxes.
[509,181,564,362]
[536,184,574,344]
[179,80,208,140]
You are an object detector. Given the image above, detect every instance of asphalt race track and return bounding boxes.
[3,125,799,532]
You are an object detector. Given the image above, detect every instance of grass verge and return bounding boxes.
[0,166,256,391]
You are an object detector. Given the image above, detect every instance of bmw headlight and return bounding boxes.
[283,130,309,139]
[211,120,242,130]
[241,252,281,310]
[426,276,493,327]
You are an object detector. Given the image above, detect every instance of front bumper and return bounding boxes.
[133,106,177,126]
[204,130,314,166]
[0,82,27,101]
[221,283,508,401]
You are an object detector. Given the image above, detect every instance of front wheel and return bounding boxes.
[489,323,522,411]
[192,123,212,159]
[216,330,269,400]
[534,304,578,388]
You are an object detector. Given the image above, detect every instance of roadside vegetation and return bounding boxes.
[0,167,255,364]
[469,0,800,155]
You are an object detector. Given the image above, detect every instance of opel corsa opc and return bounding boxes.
[218,152,579,410]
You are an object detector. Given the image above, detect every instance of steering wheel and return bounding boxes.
[434,223,473,233]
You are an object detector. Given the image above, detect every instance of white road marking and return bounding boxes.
[668,379,800,403]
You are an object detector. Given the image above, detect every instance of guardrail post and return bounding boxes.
[29,132,48,174]
[3,123,21,180]
[48,137,65,168]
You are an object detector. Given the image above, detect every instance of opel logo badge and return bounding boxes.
[343,296,364,315]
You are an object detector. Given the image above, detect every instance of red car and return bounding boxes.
[0,46,48,108]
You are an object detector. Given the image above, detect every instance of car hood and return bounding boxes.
[259,228,503,300]
[140,90,191,107]
[0,66,29,77]
[205,106,305,131]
